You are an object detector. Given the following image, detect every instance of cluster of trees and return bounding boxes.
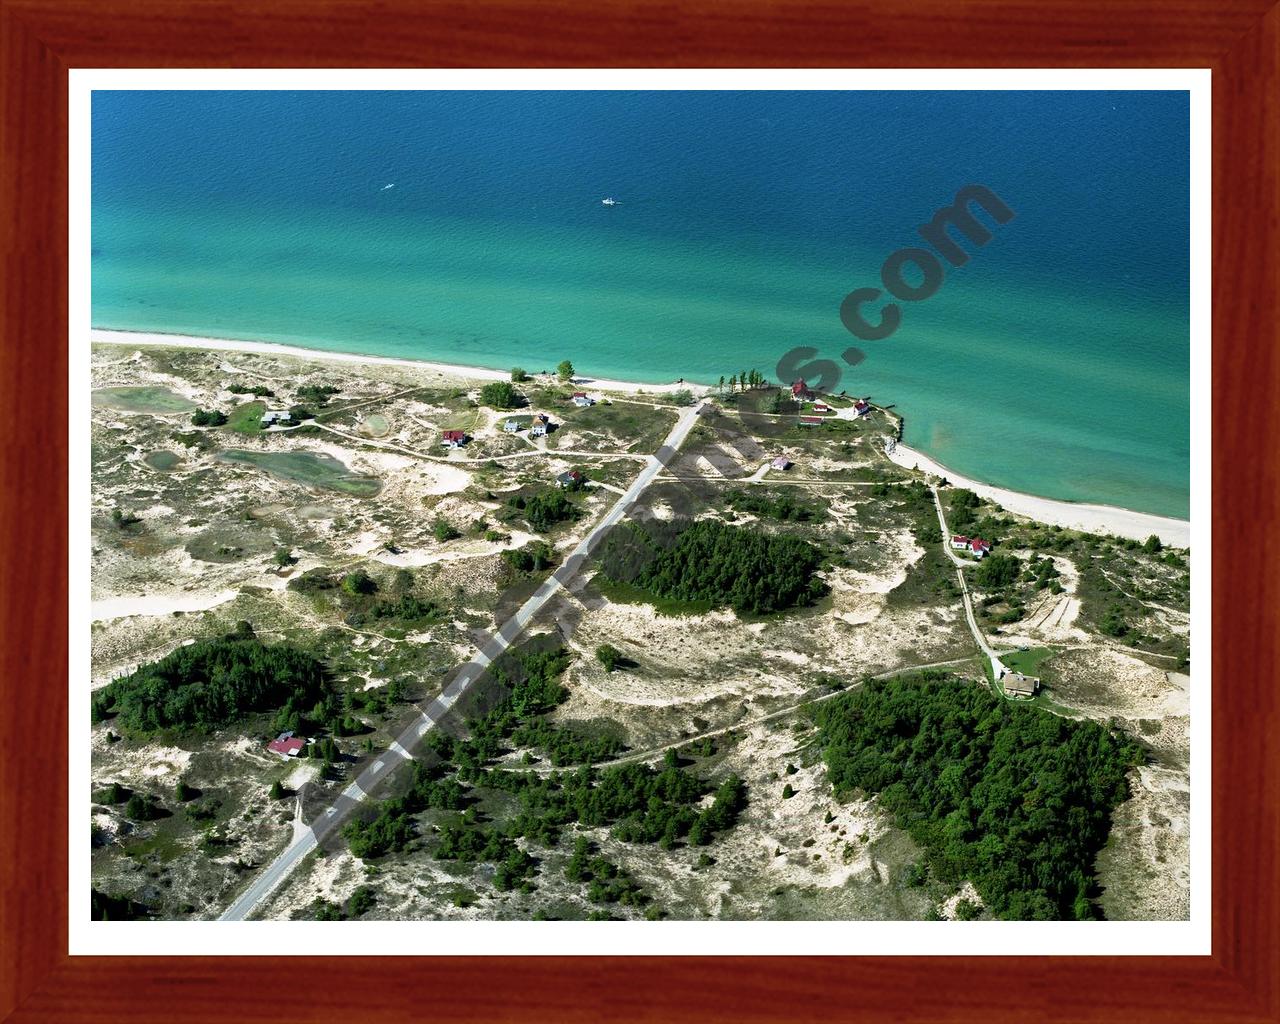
[717,370,768,393]
[190,408,227,427]
[479,380,521,409]
[304,885,377,921]
[947,488,982,530]
[501,540,557,574]
[484,757,703,850]
[342,760,468,859]
[429,647,615,770]
[295,383,339,406]
[92,623,330,737]
[509,718,625,767]
[338,640,750,909]
[289,567,442,628]
[124,792,167,821]
[599,519,827,615]
[509,489,579,533]
[1025,555,1062,592]
[361,593,442,627]
[687,773,747,846]
[974,553,1021,589]
[815,672,1144,919]
[434,819,539,891]
[726,488,819,523]
[91,888,150,921]
[226,383,275,397]
[565,836,647,907]
[94,782,130,805]
[1100,603,1130,638]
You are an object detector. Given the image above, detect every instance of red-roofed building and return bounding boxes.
[791,379,812,399]
[854,400,871,416]
[441,429,468,449]
[268,732,305,758]
[812,401,830,413]
[969,538,992,558]
[798,415,823,427]
[950,535,971,550]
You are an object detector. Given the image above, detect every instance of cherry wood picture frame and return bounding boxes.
[2,1,1276,1021]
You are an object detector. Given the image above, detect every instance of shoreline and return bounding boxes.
[883,440,1189,548]
[89,328,708,397]
[90,328,1189,547]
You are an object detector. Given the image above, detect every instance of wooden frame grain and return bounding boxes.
[2,1,1276,1020]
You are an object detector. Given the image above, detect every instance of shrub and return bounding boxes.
[596,644,623,672]
[974,553,1021,589]
[190,409,227,427]
[479,380,520,409]
[341,570,377,596]
[557,359,575,382]
[296,384,339,406]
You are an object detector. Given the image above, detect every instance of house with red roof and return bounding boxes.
[969,538,992,558]
[791,379,812,399]
[798,415,823,427]
[267,732,305,758]
[854,400,871,417]
[441,429,468,449]
[950,535,971,550]
[812,401,831,413]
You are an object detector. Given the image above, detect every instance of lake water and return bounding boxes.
[92,90,1190,516]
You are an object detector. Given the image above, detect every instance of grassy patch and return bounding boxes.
[218,449,381,497]
[592,574,716,617]
[998,647,1056,677]
[225,401,266,434]
[92,386,196,414]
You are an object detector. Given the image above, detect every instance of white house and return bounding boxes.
[260,409,291,427]
[502,419,521,433]
[572,392,594,408]
[1002,671,1039,698]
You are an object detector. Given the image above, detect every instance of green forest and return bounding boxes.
[815,672,1144,919]
[341,642,747,910]
[92,623,330,737]
[598,519,827,615]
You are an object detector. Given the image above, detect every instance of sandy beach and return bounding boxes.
[90,328,1189,547]
[884,440,1190,548]
[89,329,706,397]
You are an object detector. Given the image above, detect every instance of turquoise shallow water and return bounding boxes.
[92,90,1190,517]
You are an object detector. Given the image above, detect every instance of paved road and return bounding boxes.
[219,403,707,921]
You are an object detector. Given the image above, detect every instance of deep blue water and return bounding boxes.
[92,90,1190,516]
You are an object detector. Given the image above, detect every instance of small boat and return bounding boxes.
[601,197,619,206]
[381,183,396,191]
